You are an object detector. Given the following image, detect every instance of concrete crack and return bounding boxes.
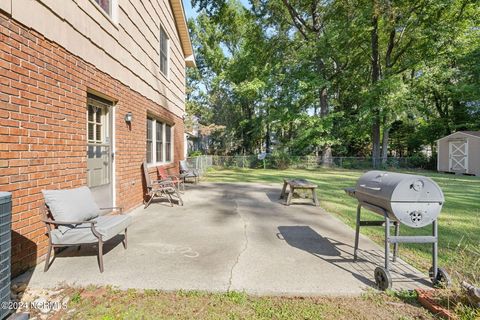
[227,199,248,292]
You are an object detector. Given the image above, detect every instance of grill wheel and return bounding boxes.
[374,266,392,291]
[429,267,452,288]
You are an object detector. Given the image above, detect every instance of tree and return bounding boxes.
[187,0,480,160]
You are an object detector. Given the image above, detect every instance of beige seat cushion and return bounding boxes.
[42,187,100,227]
[50,215,132,245]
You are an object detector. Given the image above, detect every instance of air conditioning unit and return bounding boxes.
[0,192,12,320]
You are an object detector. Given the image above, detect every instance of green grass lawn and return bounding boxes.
[204,167,480,286]
[57,287,435,320]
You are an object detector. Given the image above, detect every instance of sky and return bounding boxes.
[183,0,251,20]
[183,0,197,19]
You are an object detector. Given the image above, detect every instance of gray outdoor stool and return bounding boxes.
[41,186,132,273]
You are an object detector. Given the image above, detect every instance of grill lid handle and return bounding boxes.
[359,184,381,191]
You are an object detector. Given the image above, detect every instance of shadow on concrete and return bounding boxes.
[277,225,376,288]
[51,234,126,261]
[277,226,340,256]
[277,225,433,289]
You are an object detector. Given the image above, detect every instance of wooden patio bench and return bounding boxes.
[279,178,319,206]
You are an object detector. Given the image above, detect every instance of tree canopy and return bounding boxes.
[186,0,480,161]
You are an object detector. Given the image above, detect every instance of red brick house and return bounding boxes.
[0,0,195,275]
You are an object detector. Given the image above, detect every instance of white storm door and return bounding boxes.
[449,140,468,172]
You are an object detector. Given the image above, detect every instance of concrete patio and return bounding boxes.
[16,183,431,295]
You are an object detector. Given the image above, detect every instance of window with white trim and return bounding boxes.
[94,0,112,16]
[160,26,169,76]
[146,117,173,164]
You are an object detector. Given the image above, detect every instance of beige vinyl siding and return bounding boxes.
[469,138,480,176]
[437,139,450,172]
[6,0,187,117]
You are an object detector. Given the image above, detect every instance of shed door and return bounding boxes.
[449,140,468,172]
[87,96,113,208]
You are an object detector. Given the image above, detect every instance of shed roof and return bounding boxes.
[437,131,480,141]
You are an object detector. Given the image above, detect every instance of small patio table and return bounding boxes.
[279,178,319,206]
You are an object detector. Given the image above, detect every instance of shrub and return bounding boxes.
[267,151,291,169]
[406,153,431,169]
[188,150,203,157]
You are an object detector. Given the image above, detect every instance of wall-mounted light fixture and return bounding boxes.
[124,112,133,123]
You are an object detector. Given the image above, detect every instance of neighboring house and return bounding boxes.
[185,114,202,154]
[0,0,194,275]
[437,131,480,176]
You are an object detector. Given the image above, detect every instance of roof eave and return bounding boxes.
[185,55,196,67]
[170,0,196,68]
[436,131,480,141]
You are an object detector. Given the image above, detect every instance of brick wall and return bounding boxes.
[0,12,185,276]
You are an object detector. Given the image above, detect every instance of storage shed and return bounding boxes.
[437,131,480,176]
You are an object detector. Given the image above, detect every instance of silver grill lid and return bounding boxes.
[355,171,444,203]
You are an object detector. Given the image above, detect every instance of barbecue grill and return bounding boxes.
[345,171,451,290]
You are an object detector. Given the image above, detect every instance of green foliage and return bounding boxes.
[187,0,480,157]
[405,153,432,170]
[223,291,248,304]
[189,150,204,157]
[70,292,82,304]
[386,289,418,304]
[267,150,292,169]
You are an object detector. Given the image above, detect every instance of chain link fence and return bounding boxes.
[185,155,435,173]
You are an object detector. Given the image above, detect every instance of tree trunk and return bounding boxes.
[265,123,271,153]
[321,146,332,167]
[320,86,328,116]
[371,11,381,168]
[381,126,390,164]
[316,56,332,166]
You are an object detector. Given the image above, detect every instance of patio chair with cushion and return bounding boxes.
[179,160,199,184]
[41,186,132,273]
[143,161,183,208]
[157,166,185,192]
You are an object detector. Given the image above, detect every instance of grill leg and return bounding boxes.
[393,222,400,262]
[354,204,361,262]
[432,219,438,279]
[384,214,390,271]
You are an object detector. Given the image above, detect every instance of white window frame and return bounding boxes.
[146,117,174,165]
[90,0,119,25]
[159,25,169,77]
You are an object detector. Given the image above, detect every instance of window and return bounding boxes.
[165,125,172,162]
[160,26,169,76]
[88,105,103,144]
[146,118,174,164]
[156,122,163,162]
[94,0,111,15]
[146,118,153,163]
